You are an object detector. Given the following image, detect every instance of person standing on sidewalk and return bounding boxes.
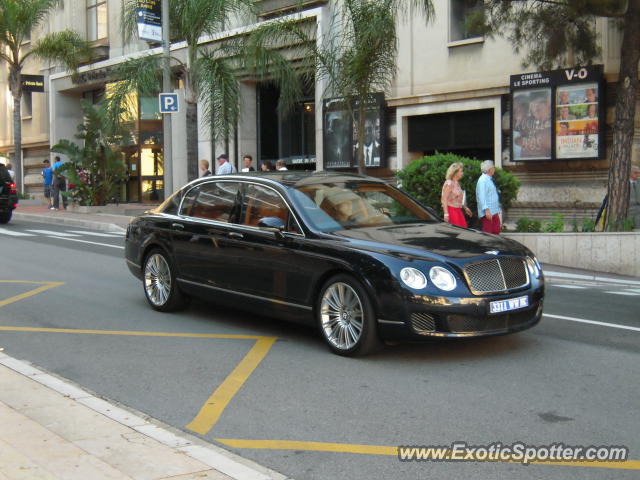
[52,156,68,210]
[630,165,640,230]
[41,159,54,209]
[476,160,502,234]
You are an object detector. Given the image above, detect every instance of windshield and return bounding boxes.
[290,181,438,232]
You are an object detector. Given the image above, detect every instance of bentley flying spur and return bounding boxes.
[125,171,544,356]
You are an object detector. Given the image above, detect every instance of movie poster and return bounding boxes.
[323,93,385,168]
[323,99,353,169]
[512,88,553,161]
[555,83,599,159]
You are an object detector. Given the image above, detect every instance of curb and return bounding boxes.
[543,270,640,286]
[13,212,127,233]
[0,351,292,480]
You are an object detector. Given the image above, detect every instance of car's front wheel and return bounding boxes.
[143,249,187,312]
[317,274,381,356]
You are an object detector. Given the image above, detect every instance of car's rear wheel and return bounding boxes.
[0,210,11,224]
[317,274,381,356]
[143,249,187,312]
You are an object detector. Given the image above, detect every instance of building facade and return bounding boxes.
[1,0,638,221]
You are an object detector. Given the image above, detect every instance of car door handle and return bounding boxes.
[171,223,184,230]
[227,231,243,239]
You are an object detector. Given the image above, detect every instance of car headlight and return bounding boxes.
[400,267,427,289]
[429,266,457,291]
[526,256,542,278]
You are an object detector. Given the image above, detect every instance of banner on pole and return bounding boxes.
[136,0,161,42]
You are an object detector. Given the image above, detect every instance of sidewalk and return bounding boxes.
[0,351,288,480]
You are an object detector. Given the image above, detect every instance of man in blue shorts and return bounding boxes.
[41,159,54,209]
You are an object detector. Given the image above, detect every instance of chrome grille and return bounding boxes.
[411,313,436,333]
[464,258,529,294]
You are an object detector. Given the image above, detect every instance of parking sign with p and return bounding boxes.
[159,93,179,113]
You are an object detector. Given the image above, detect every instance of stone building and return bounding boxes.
[1,0,637,221]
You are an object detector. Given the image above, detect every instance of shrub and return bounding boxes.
[581,218,596,232]
[543,213,565,232]
[515,217,542,232]
[396,153,520,218]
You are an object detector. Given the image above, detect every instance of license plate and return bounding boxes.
[490,295,529,314]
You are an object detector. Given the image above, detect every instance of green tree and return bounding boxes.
[0,0,91,190]
[51,100,128,206]
[475,0,639,231]
[116,0,255,181]
[243,0,434,174]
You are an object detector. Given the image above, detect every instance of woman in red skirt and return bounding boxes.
[441,162,472,227]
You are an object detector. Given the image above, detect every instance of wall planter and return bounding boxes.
[504,232,640,277]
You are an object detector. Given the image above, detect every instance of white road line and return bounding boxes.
[551,284,587,289]
[48,235,124,249]
[65,230,123,238]
[26,229,80,237]
[544,313,640,332]
[605,291,640,296]
[0,228,34,237]
[622,288,640,294]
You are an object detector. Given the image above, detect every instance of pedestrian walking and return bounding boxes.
[51,156,68,210]
[199,159,212,177]
[476,160,502,234]
[41,159,54,209]
[441,162,472,227]
[6,163,15,181]
[629,165,640,230]
[216,154,236,175]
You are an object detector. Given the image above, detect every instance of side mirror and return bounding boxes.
[257,216,286,240]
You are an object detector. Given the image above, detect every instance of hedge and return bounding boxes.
[396,153,520,221]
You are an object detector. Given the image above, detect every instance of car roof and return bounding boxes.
[187,170,388,190]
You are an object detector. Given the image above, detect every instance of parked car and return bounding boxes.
[0,164,18,224]
[125,171,544,356]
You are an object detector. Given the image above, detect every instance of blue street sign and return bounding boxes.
[159,93,179,113]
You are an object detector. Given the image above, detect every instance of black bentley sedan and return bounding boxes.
[125,171,544,356]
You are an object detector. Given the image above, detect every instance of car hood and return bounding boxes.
[330,222,530,259]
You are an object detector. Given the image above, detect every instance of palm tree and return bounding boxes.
[51,99,128,206]
[243,0,434,174]
[0,0,91,190]
[117,0,255,181]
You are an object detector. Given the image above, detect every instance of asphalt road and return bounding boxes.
[1,218,638,480]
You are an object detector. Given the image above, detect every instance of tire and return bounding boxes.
[317,274,381,356]
[0,210,11,224]
[142,249,188,312]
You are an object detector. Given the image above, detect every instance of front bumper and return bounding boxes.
[377,285,544,340]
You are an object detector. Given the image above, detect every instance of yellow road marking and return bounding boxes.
[187,336,277,434]
[0,325,277,436]
[0,326,267,340]
[218,439,396,455]
[0,281,64,308]
[216,439,640,470]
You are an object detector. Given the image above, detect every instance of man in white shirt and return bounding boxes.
[216,154,236,175]
[276,159,288,171]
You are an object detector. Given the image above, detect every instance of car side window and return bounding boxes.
[179,187,198,216]
[187,182,240,222]
[241,184,300,234]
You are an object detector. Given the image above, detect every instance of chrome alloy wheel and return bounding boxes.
[320,282,364,350]
[144,253,172,307]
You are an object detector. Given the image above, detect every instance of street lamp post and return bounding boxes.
[162,0,173,196]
